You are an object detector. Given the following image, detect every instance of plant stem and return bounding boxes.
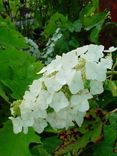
[107,71,117,75]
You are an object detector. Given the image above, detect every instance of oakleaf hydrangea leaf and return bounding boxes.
[0,120,41,156]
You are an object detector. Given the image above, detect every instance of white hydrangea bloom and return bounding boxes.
[25,37,40,58]
[10,44,116,134]
[43,28,63,64]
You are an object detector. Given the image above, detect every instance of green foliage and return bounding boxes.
[107,80,117,97]
[42,0,108,61]
[0,18,27,50]
[43,12,70,38]
[31,136,62,156]
[0,120,41,156]
[68,20,82,33]
[0,18,43,101]
[0,49,43,100]
[79,1,108,43]
[42,136,62,154]
[31,145,51,156]
[93,113,117,156]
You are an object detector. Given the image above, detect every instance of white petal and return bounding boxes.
[47,112,67,129]
[33,118,47,133]
[76,45,88,56]
[62,51,78,70]
[47,107,74,129]
[20,110,34,127]
[9,117,22,134]
[50,91,69,112]
[70,93,91,112]
[90,80,104,95]
[36,90,53,110]
[39,55,62,75]
[29,79,42,96]
[104,46,117,52]
[46,55,62,74]
[56,69,76,85]
[81,89,93,99]
[100,56,113,69]
[55,69,67,85]
[74,111,86,127]
[86,61,106,81]
[32,109,47,119]
[44,76,62,93]
[68,71,84,94]
[23,91,36,104]
[70,90,92,107]
[78,100,89,112]
[81,44,104,62]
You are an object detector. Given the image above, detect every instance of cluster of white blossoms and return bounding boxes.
[10,44,117,134]
[25,37,40,58]
[42,28,63,64]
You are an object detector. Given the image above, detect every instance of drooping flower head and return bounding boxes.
[9,44,116,134]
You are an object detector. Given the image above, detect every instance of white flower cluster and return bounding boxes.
[25,37,40,58]
[42,28,63,64]
[10,44,116,134]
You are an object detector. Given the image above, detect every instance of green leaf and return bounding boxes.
[0,120,41,156]
[0,49,43,100]
[93,113,117,156]
[108,80,117,97]
[92,0,99,9]
[0,83,9,103]
[0,17,43,101]
[69,20,82,33]
[89,25,101,43]
[31,135,62,156]
[31,145,51,156]
[79,3,96,21]
[83,12,108,30]
[0,19,28,50]
[44,12,69,38]
[42,136,62,154]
